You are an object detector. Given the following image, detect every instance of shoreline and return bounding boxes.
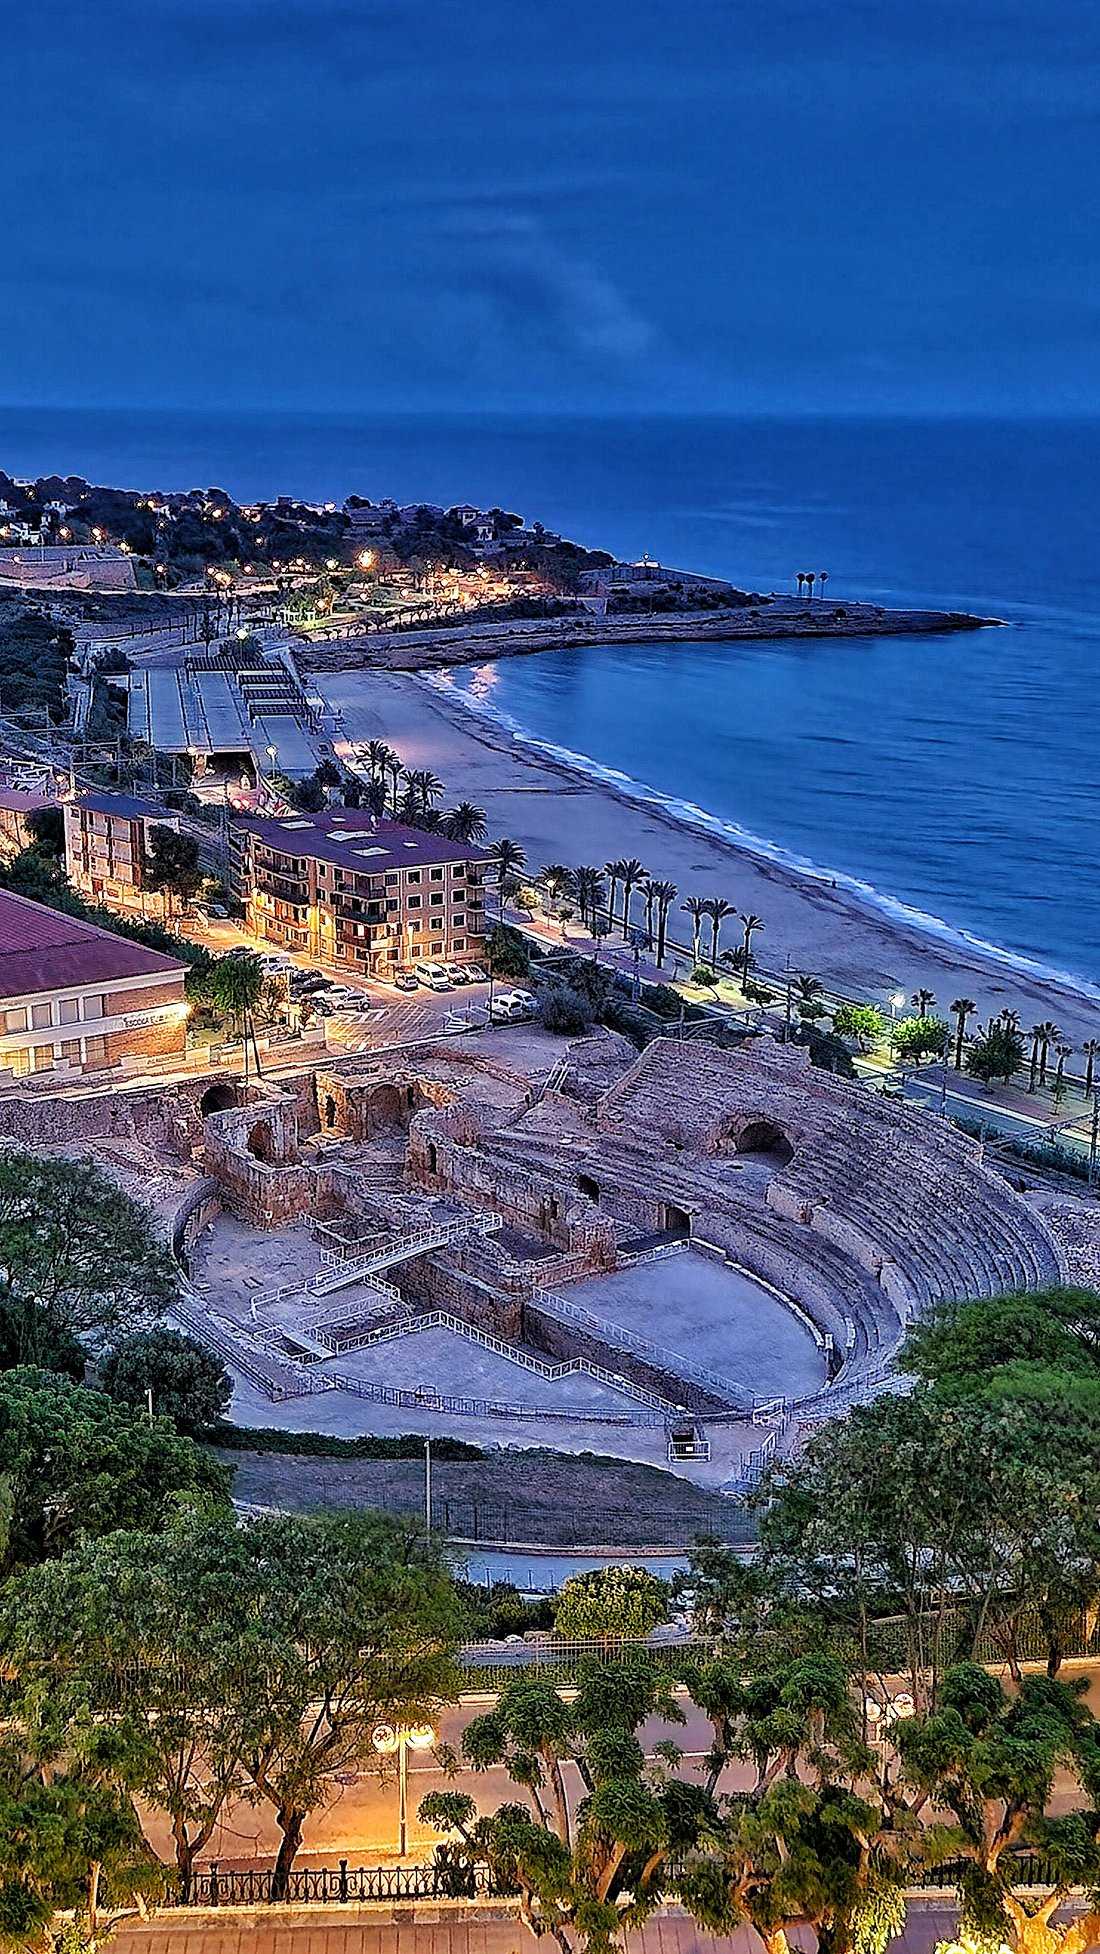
[319,666,1100,1047]
[300,597,998,674]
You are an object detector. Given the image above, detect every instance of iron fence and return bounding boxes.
[189,1857,501,1907]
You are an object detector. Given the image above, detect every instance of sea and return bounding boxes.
[4,407,1098,990]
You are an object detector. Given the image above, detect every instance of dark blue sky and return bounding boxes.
[4,0,1097,416]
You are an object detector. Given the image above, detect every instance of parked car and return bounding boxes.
[506,987,536,1008]
[415,961,452,991]
[394,970,419,992]
[490,993,532,1023]
[206,903,229,919]
[443,963,471,985]
[463,963,488,983]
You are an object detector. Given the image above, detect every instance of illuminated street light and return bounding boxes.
[372,1722,435,1857]
[357,549,375,570]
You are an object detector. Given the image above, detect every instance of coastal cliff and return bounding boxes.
[298,596,998,674]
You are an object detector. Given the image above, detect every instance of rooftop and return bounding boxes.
[0,787,54,813]
[72,791,176,822]
[0,888,187,1002]
[232,808,492,875]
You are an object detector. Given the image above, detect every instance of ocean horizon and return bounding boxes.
[3,405,1097,986]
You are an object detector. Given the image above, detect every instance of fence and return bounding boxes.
[182,1846,1071,1910]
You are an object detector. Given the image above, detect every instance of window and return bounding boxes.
[58,998,80,1025]
[407,869,421,884]
[430,941,443,954]
[430,892,444,906]
[2,1007,26,1034]
[430,867,444,882]
[453,938,465,951]
[30,1003,52,1030]
[32,1044,54,1071]
[407,895,421,909]
[453,914,465,928]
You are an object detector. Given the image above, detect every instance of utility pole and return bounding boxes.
[1090,1091,1099,1192]
[424,1435,432,1529]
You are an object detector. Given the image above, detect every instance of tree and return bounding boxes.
[832,1002,886,1051]
[681,895,708,966]
[99,1328,230,1435]
[4,1516,255,1904]
[738,911,765,980]
[422,1656,685,1953]
[617,859,647,937]
[573,867,606,931]
[0,1731,160,1953]
[0,1368,231,1573]
[0,1152,176,1370]
[234,1512,460,1898]
[911,987,936,1018]
[1084,1038,1100,1097]
[142,825,202,921]
[554,1565,668,1643]
[891,1015,949,1063]
[25,804,64,855]
[492,837,528,906]
[487,922,531,981]
[1035,1020,1061,1089]
[950,996,977,1071]
[207,951,265,1091]
[895,1665,1100,1954]
[402,767,444,814]
[604,859,627,931]
[967,1020,1025,1084]
[703,897,736,971]
[794,973,825,1022]
[647,880,677,965]
[444,802,488,843]
[902,1288,1100,1399]
[539,985,591,1035]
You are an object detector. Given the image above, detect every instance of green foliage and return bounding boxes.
[0,608,72,721]
[794,1023,858,1076]
[488,922,530,980]
[99,1328,231,1435]
[692,964,716,986]
[208,1421,483,1460]
[832,1002,887,1049]
[24,805,63,854]
[539,984,592,1035]
[966,1021,1025,1083]
[892,1014,949,1060]
[902,1288,1100,1395]
[456,1579,556,1639]
[554,1564,669,1641]
[0,1151,177,1369]
[0,1368,231,1573]
[142,824,202,911]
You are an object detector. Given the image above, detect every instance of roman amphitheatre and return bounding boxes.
[7,1018,1089,1508]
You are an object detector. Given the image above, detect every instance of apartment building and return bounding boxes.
[0,888,188,1080]
[63,791,181,916]
[229,809,491,976]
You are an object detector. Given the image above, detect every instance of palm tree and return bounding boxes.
[1034,1021,1060,1089]
[1054,1043,1073,1101]
[365,738,393,781]
[1084,1038,1100,1097]
[795,973,825,1019]
[573,866,606,929]
[209,952,265,1095]
[681,895,708,967]
[1000,1007,1022,1033]
[806,572,816,601]
[703,897,737,971]
[1027,1024,1044,1093]
[648,879,678,965]
[912,988,936,1019]
[950,997,977,1071]
[491,837,527,911]
[365,775,387,819]
[444,802,488,843]
[605,859,627,933]
[819,571,829,603]
[619,858,647,936]
[795,573,806,601]
[403,767,444,814]
[384,750,403,815]
[738,910,765,980]
[540,864,574,912]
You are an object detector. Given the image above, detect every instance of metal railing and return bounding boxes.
[328,1308,680,1412]
[529,1291,751,1408]
[187,1858,500,1907]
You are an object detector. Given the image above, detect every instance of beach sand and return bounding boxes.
[319,666,1100,1046]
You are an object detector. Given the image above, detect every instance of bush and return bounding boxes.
[456,1580,556,1639]
[488,922,531,980]
[208,1423,484,1460]
[539,984,592,1035]
[832,1002,887,1049]
[795,1024,857,1077]
[892,1014,949,1062]
[100,1328,231,1435]
[554,1564,670,1640]
[692,965,716,986]
[602,997,657,1048]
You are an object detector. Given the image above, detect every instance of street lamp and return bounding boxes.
[889,991,905,1022]
[265,743,278,790]
[372,1722,435,1858]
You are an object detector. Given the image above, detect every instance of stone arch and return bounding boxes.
[323,1093,338,1131]
[729,1117,794,1165]
[576,1171,601,1205]
[200,1080,240,1117]
[247,1119,277,1164]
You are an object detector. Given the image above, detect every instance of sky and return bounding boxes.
[2,0,1098,417]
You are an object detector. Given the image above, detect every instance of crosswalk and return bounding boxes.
[323,998,469,1053]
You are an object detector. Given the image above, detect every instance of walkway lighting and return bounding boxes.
[372,1722,435,1856]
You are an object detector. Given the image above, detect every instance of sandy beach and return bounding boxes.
[319,666,1100,1046]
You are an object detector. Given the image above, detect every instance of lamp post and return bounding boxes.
[372,1722,435,1858]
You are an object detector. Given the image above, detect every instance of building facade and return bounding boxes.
[229,810,491,976]
[0,888,188,1080]
[63,791,181,917]
[0,786,56,861]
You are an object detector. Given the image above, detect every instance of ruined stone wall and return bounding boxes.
[522,1306,728,1415]
[394,1249,522,1337]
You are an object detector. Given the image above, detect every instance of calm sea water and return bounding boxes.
[3,407,1098,982]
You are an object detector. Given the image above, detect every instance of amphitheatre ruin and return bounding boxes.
[7,1020,1088,1497]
